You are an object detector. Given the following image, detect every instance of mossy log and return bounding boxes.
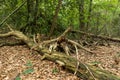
[42,52,120,80]
[0,30,120,80]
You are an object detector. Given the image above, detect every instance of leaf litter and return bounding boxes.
[0,44,120,80]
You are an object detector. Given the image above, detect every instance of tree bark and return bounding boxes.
[86,0,92,31]
[49,0,62,37]
[78,0,85,31]
[42,53,120,80]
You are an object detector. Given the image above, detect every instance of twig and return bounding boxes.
[5,23,13,31]
[83,63,97,80]
[58,27,71,38]
[74,45,79,75]
[67,39,94,54]
[33,34,37,44]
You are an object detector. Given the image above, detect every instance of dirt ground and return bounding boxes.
[0,44,120,80]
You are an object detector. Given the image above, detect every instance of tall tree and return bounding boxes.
[86,0,92,31]
[78,0,85,31]
[21,0,39,34]
[49,0,62,37]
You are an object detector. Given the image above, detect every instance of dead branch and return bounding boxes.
[67,39,94,54]
[74,45,79,75]
[58,27,71,38]
[0,29,120,79]
[0,31,33,47]
[42,52,120,80]
[71,30,120,42]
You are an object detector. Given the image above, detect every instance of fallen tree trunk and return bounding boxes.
[71,30,120,42]
[42,52,120,80]
[0,30,120,80]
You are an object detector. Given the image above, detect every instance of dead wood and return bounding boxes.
[71,30,120,42]
[42,52,120,80]
[0,31,34,47]
[67,39,94,54]
[0,29,120,80]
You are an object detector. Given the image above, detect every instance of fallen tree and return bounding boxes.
[0,28,120,80]
[71,30,120,42]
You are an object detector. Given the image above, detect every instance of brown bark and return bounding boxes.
[49,0,62,37]
[33,0,39,26]
[42,53,120,80]
[86,0,92,30]
[78,0,85,31]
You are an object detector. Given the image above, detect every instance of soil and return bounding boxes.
[0,44,120,80]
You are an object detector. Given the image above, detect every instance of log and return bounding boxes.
[71,30,120,42]
[42,52,120,80]
[0,31,34,47]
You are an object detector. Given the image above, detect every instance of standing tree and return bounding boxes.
[86,0,92,31]
[78,0,85,31]
[49,0,62,37]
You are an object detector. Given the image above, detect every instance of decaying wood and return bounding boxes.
[0,31,34,47]
[71,30,120,42]
[0,29,120,80]
[67,39,94,54]
[42,52,120,80]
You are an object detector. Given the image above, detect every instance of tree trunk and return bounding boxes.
[49,0,62,37]
[42,53,120,80]
[78,0,85,31]
[86,0,92,31]
[33,0,39,26]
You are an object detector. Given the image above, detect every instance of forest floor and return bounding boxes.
[0,43,120,80]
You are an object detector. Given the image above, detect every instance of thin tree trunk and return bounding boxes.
[33,0,39,26]
[86,0,92,31]
[49,0,62,37]
[78,0,85,31]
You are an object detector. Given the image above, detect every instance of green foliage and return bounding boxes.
[22,61,34,75]
[0,0,120,37]
[25,61,33,67]
[52,67,59,74]
[15,76,21,80]
[22,68,34,75]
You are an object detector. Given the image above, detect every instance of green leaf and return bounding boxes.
[25,61,33,67]
[52,67,59,74]
[22,68,34,75]
[15,76,21,80]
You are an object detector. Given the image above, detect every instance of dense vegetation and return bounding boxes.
[0,0,120,37]
[0,0,120,80]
